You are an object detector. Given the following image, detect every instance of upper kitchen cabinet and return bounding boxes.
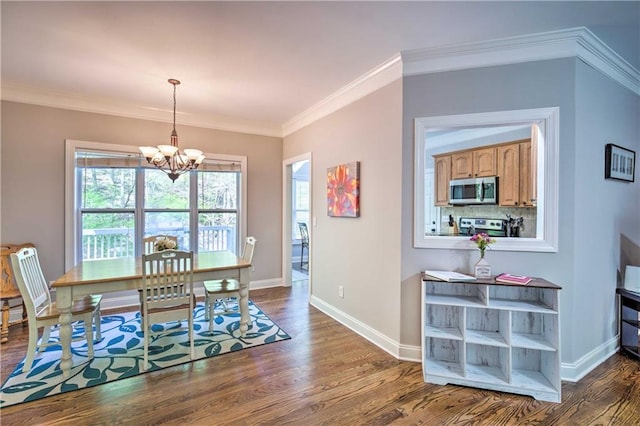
[473,147,498,177]
[497,139,535,207]
[434,155,452,206]
[451,151,473,179]
[433,140,535,208]
[451,147,496,179]
[518,140,535,207]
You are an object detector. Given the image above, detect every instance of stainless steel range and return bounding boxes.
[459,217,507,237]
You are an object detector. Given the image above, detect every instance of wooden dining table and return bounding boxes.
[52,251,251,378]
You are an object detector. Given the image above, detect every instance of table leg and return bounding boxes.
[56,287,73,378]
[239,267,250,337]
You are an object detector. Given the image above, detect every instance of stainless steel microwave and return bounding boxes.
[449,176,498,205]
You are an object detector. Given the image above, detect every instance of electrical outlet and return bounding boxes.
[338,286,344,298]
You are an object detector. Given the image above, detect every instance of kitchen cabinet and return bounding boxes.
[473,147,498,177]
[518,141,535,207]
[451,148,496,179]
[451,151,473,179]
[421,275,562,402]
[433,140,532,207]
[434,155,451,206]
[617,288,640,360]
[497,140,535,207]
[497,144,520,206]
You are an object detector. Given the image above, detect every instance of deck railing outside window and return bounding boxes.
[82,226,236,260]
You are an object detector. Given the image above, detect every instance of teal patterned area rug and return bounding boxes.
[0,301,290,408]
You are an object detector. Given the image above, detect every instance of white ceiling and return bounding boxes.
[2,1,638,137]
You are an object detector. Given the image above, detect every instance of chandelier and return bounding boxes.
[139,79,205,182]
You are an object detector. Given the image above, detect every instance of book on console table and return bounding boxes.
[495,273,533,285]
[424,270,477,282]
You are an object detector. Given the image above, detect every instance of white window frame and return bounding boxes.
[64,139,247,270]
[414,107,559,252]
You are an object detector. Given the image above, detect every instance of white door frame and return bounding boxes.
[282,152,312,290]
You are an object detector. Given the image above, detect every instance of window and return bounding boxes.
[65,140,246,268]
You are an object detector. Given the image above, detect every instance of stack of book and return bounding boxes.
[495,273,532,285]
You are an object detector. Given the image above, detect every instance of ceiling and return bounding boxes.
[2,1,639,137]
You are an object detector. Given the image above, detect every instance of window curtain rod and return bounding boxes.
[75,150,241,172]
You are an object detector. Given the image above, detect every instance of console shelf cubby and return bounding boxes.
[421,275,562,403]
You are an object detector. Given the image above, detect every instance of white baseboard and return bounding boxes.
[309,295,622,380]
[560,335,619,382]
[398,344,422,363]
[309,295,419,362]
[249,278,284,290]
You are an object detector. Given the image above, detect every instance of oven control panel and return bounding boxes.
[459,217,504,231]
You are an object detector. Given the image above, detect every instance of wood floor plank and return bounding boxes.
[1,281,639,425]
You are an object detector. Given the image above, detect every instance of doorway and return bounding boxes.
[283,153,311,289]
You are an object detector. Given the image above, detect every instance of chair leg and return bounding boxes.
[208,295,214,332]
[94,305,102,342]
[300,245,305,269]
[142,316,149,372]
[39,326,51,352]
[204,292,210,321]
[189,310,194,360]
[84,313,95,358]
[22,322,39,373]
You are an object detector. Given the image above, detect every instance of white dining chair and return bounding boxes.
[140,249,195,371]
[10,247,102,373]
[203,236,256,331]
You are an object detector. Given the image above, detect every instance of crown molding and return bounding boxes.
[401,27,640,96]
[0,82,283,138]
[282,53,403,136]
[283,27,638,138]
[3,27,638,140]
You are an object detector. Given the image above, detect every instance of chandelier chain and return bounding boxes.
[172,81,177,136]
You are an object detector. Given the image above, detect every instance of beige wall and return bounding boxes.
[283,80,404,343]
[1,101,282,283]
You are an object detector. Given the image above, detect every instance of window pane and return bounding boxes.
[81,212,134,260]
[198,172,238,209]
[145,169,189,209]
[79,168,136,209]
[198,213,237,253]
[293,179,309,238]
[294,180,309,210]
[145,212,190,250]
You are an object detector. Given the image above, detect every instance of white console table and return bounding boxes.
[421,274,562,403]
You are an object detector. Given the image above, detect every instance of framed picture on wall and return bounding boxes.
[327,161,360,217]
[605,143,635,182]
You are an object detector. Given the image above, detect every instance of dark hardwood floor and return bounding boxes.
[1,281,639,425]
